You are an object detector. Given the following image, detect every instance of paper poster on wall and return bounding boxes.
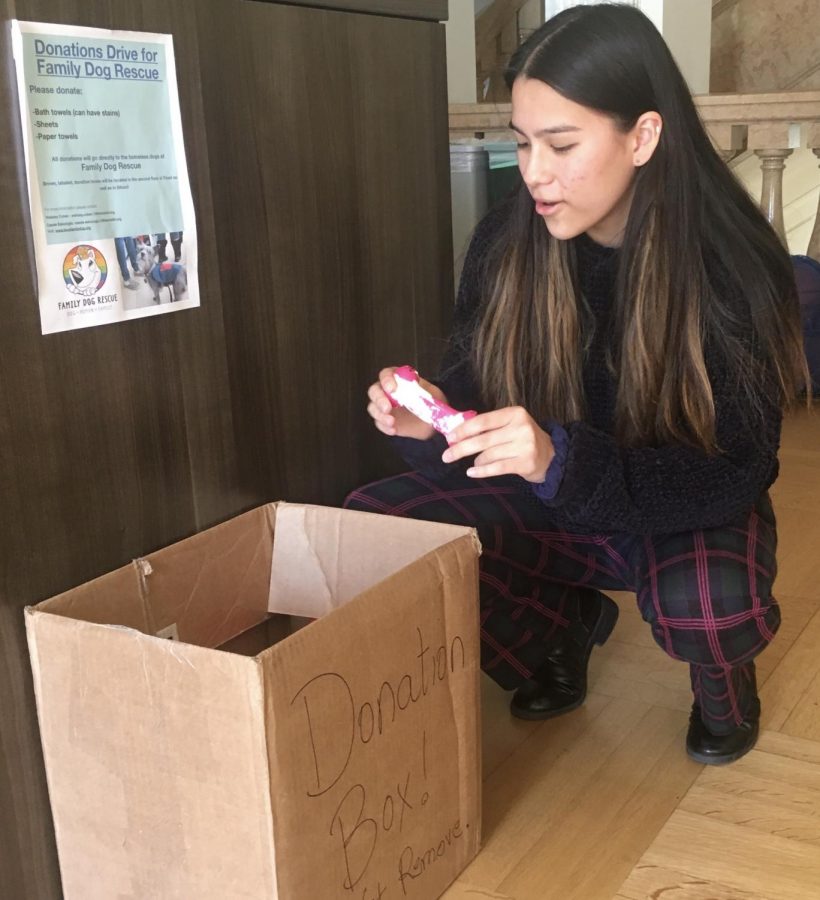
[11,20,199,334]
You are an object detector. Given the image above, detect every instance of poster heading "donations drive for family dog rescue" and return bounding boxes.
[11,20,199,334]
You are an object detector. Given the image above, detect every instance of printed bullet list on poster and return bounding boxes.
[11,20,199,334]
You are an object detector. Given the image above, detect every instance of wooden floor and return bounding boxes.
[443,407,820,900]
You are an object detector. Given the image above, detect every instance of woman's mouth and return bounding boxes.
[535,200,563,216]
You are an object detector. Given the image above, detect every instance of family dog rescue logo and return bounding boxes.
[59,244,119,313]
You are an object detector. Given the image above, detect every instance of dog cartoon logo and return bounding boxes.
[62,245,108,296]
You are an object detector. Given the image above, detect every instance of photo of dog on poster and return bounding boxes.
[135,242,188,305]
[134,232,188,303]
[117,231,189,309]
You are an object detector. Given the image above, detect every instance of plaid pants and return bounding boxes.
[344,470,780,734]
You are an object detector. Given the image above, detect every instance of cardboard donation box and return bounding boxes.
[25,503,483,900]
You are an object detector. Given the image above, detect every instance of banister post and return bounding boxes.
[750,123,795,245]
[807,124,820,262]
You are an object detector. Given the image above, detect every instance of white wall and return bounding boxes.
[518,0,544,32]
[660,0,712,95]
[542,0,711,95]
[446,0,477,103]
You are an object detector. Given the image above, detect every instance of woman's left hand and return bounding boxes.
[441,406,555,483]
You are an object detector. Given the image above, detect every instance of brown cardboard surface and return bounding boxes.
[269,503,480,617]
[36,563,149,633]
[25,610,276,899]
[26,503,482,900]
[140,504,275,648]
[262,537,482,899]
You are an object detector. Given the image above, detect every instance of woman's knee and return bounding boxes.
[643,589,781,667]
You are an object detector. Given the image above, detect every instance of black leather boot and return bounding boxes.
[510,592,619,720]
[686,699,760,765]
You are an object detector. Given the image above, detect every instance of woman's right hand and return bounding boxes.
[367,367,448,441]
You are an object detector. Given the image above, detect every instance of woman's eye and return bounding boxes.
[552,144,576,154]
[516,143,529,150]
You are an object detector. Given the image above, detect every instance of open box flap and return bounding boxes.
[268,503,480,618]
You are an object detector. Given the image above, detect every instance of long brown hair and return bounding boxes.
[472,3,808,451]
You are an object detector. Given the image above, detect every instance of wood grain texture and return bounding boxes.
[253,0,448,21]
[625,806,820,899]
[197,1,452,504]
[0,1,452,896]
[615,731,820,898]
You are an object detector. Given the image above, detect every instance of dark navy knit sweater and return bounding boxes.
[393,207,782,536]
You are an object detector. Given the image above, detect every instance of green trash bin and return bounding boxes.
[484,141,522,206]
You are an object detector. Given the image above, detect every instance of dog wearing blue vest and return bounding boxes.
[135,244,188,304]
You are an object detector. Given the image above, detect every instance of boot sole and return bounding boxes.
[686,743,757,765]
[510,693,588,721]
[686,727,760,766]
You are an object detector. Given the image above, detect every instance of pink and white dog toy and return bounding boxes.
[385,366,476,440]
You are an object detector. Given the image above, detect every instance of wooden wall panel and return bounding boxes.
[0,0,452,896]
[257,0,448,20]
[0,3,236,896]
[199,1,453,503]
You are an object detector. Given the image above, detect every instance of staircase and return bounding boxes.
[474,0,535,101]
[733,148,820,257]
[709,0,820,254]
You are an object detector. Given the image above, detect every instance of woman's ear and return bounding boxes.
[633,112,663,167]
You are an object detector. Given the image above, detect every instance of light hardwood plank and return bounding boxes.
[781,665,820,742]
[459,696,645,888]
[755,592,820,684]
[701,737,820,792]
[778,407,820,448]
[756,729,820,764]
[590,639,693,712]
[442,881,515,899]
[636,809,820,899]
[700,734,820,790]
[498,707,699,900]
[615,863,770,899]
[771,448,820,512]
[768,508,820,597]
[480,674,543,780]
[760,606,820,731]
[680,783,820,845]
[617,732,820,899]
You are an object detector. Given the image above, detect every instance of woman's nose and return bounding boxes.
[521,150,554,190]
